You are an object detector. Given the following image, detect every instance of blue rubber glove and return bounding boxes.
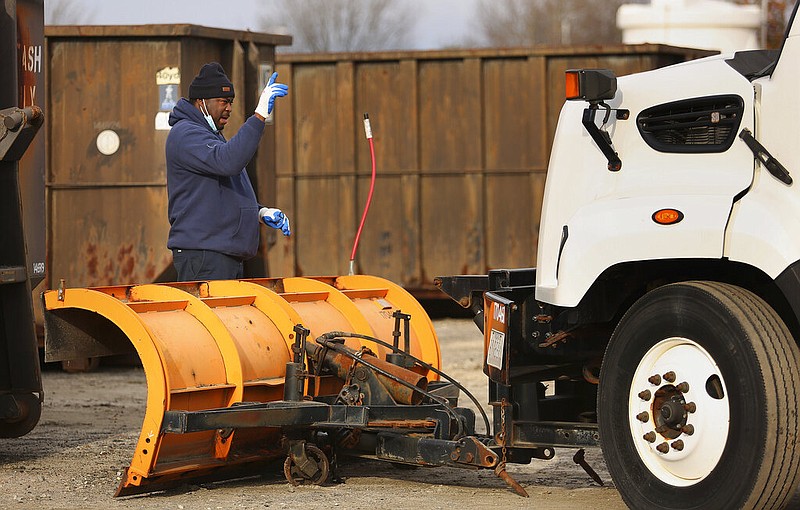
[259,207,291,236]
[255,72,288,117]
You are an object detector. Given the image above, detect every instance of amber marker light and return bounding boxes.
[652,209,684,225]
[565,70,580,100]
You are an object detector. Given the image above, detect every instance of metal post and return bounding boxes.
[283,324,310,402]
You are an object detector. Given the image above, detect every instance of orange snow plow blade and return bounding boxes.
[42,275,441,496]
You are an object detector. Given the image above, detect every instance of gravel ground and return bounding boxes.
[0,318,626,509]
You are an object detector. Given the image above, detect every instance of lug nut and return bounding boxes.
[684,402,696,413]
[681,424,695,435]
[643,431,657,443]
[648,374,662,385]
[636,411,650,422]
[671,440,685,451]
[676,382,690,393]
[656,442,670,454]
[638,390,652,401]
[663,371,676,383]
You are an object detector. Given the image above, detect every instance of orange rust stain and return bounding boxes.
[118,244,135,280]
[86,243,99,278]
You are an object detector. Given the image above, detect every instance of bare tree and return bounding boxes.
[45,0,96,25]
[473,0,646,47]
[261,0,415,53]
[475,0,798,50]
[736,0,797,48]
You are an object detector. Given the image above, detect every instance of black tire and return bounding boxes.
[0,392,42,438]
[598,281,800,510]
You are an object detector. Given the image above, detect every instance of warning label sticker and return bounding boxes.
[486,328,505,369]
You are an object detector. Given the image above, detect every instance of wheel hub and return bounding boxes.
[659,397,683,423]
[628,337,730,486]
[653,387,689,439]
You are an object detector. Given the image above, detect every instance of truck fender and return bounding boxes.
[535,194,733,307]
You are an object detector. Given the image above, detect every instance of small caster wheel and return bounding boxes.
[284,443,330,486]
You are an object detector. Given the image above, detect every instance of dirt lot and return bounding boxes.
[0,318,626,510]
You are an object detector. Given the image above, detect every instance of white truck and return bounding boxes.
[437,3,800,508]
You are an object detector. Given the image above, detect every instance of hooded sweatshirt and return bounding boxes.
[166,98,266,260]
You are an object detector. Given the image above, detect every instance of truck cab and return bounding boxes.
[439,3,800,509]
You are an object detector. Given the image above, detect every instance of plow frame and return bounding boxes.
[155,389,505,472]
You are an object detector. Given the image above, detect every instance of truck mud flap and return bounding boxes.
[42,275,441,495]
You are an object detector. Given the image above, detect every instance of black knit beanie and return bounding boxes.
[189,62,235,99]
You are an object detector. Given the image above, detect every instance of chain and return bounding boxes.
[500,397,508,465]
[494,397,529,497]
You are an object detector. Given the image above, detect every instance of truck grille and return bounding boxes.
[637,95,744,153]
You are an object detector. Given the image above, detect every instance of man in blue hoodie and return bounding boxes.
[166,62,289,281]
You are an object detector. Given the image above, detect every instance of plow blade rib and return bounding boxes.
[42,276,441,495]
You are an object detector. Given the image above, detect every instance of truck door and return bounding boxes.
[725,4,800,283]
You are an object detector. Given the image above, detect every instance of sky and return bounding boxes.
[46,0,481,51]
[45,1,787,53]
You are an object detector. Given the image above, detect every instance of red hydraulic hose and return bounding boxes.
[349,113,376,275]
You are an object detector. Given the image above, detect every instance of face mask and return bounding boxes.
[200,99,218,133]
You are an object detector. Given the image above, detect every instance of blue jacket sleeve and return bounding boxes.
[171,116,266,177]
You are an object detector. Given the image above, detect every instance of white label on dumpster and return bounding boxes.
[156,66,180,85]
[487,328,505,369]
[157,67,180,112]
[155,111,171,131]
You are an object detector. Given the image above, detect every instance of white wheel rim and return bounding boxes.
[628,337,729,486]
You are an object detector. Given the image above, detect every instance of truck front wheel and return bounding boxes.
[598,281,800,509]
